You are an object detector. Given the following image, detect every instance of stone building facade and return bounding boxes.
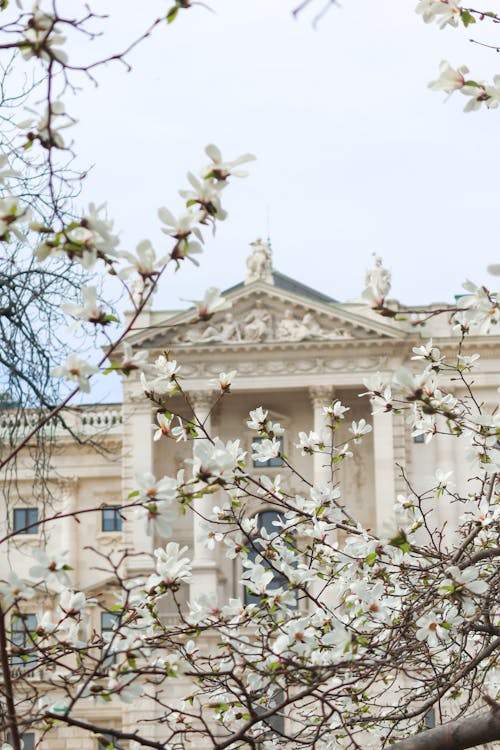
[1,243,499,748]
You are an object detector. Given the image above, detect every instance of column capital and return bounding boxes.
[189,389,215,413]
[308,386,335,409]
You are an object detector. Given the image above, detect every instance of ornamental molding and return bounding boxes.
[130,285,406,352]
[177,354,389,379]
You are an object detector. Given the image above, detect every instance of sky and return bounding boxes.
[66,0,500,311]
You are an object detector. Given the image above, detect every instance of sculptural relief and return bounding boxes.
[243,300,272,342]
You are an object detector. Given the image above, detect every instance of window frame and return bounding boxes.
[11,613,38,669]
[13,507,39,535]
[101,505,123,533]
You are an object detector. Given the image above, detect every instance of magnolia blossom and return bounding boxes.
[296,430,324,455]
[252,437,282,463]
[428,61,469,93]
[135,472,177,503]
[118,342,151,375]
[137,499,176,537]
[158,206,204,241]
[20,101,74,148]
[190,437,245,483]
[0,197,30,241]
[189,287,231,320]
[120,239,167,278]
[179,171,227,219]
[349,419,372,444]
[411,339,443,364]
[210,369,237,392]
[62,286,110,326]
[153,542,192,585]
[141,355,180,396]
[200,143,256,181]
[152,412,174,441]
[247,406,269,431]
[21,9,68,63]
[324,400,349,419]
[0,571,34,606]
[415,0,461,29]
[50,355,98,392]
[29,548,71,587]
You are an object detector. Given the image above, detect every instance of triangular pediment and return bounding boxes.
[130,279,406,352]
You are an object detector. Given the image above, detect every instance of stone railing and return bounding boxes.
[0,403,123,440]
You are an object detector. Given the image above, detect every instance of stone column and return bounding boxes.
[435,416,457,539]
[59,477,79,584]
[189,390,219,603]
[371,406,396,534]
[122,394,155,573]
[308,387,335,605]
[308,386,335,488]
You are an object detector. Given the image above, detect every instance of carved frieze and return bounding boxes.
[179,355,388,379]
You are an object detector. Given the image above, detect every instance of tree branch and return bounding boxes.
[389,707,500,750]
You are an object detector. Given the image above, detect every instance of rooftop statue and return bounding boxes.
[245,238,274,285]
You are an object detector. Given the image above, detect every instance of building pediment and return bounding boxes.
[132,281,406,353]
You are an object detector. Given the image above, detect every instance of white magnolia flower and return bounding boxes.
[323,400,349,419]
[252,437,282,463]
[119,239,167,278]
[21,10,68,63]
[137,499,176,538]
[416,0,461,29]
[50,354,98,392]
[296,430,323,455]
[29,548,71,587]
[158,206,204,241]
[247,406,268,430]
[20,101,73,148]
[200,143,256,181]
[62,286,110,327]
[190,438,245,483]
[153,542,192,584]
[179,171,227,219]
[411,339,443,364]
[189,287,231,320]
[349,419,372,444]
[152,412,174,441]
[141,355,180,396]
[119,342,151,375]
[210,370,237,392]
[0,154,18,184]
[135,472,177,503]
[0,197,30,241]
[0,571,34,606]
[461,84,488,113]
[428,61,469,93]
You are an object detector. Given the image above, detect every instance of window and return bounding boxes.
[11,613,37,668]
[244,510,295,607]
[7,733,34,750]
[13,507,39,534]
[101,505,122,532]
[413,434,425,444]
[252,436,285,468]
[424,708,436,729]
[101,611,121,665]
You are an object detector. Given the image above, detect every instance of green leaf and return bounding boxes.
[166,6,178,23]
[460,9,476,26]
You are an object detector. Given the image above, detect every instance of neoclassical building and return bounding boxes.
[1,242,499,749]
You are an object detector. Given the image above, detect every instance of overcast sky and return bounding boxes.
[69,0,500,309]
